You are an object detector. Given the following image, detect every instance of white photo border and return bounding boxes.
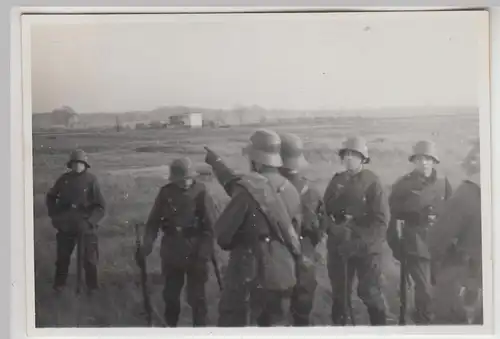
[11,6,497,339]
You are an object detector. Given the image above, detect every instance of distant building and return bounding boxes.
[169,113,203,128]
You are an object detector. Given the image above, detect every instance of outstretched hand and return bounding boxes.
[204,146,220,165]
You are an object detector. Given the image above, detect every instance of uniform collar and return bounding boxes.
[411,168,437,184]
[68,169,87,177]
[345,167,364,179]
[258,166,280,175]
[466,172,480,187]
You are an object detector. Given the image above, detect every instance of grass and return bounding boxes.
[32,114,479,327]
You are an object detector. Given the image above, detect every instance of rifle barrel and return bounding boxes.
[135,224,153,327]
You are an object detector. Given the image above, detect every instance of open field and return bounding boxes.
[32,113,479,327]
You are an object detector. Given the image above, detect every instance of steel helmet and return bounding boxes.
[462,139,480,176]
[409,140,440,164]
[338,136,370,164]
[242,129,283,167]
[279,132,308,170]
[66,149,90,169]
[169,157,197,181]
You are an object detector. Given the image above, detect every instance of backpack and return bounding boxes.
[236,173,301,291]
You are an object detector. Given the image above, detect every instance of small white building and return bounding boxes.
[187,113,203,128]
[169,113,203,128]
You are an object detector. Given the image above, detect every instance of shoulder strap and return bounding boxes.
[300,178,309,196]
[237,175,301,257]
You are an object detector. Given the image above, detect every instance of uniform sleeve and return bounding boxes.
[386,181,403,258]
[215,186,249,250]
[46,175,64,217]
[322,177,337,216]
[286,183,303,236]
[445,177,453,200]
[302,188,325,247]
[316,197,328,237]
[87,176,106,225]
[388,178,410,219]
[428,184,468,263]
[356,179,391,248]
[142,188,166,254]
[196,189,217,260]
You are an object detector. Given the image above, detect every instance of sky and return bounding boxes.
[28,11,486,114]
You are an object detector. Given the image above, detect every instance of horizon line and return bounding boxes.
[32,104,479,115]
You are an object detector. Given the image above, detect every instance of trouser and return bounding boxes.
[217,247,256,326]
[290,256,317,326]
[251,287,291,327]
[162,260,209,327]
[406,256,433,324]
[327,252,387,325]
[54,230,99,290]
[432,262,483,325]
[218,246,291,327]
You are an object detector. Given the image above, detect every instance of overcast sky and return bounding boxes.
[28,11,486,114]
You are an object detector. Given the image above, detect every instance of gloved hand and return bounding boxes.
[296,255,316,288]
[297,254,314,269]
[204,146,221,166]
[338,239,366,258]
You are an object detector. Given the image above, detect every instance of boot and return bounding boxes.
[192,306,207,327]
[165,304,180,327]
[331,302,347,326]
[292,314,310,326]
[368,307,387,325]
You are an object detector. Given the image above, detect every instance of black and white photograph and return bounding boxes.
[20,8,492,335]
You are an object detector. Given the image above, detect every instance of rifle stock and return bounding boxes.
[135,224,153,327]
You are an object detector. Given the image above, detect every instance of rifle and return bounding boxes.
[397,219,407,325]
[211,254,223,291]
[75,232,83,294]
[339,215,356,326]
[135,223,153,327]
[75,230,84,327]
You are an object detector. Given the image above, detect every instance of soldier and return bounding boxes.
[205,129,304,327]
[323,136,390,326]
[386,141,452,324]
[428,140,483,324]
[278,132,325,326]
[139,157,217,327]
[46,149,106,294]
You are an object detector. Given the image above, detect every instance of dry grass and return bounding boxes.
[32,114,479,327]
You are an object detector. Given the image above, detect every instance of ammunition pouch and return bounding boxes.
[163,225,201,238]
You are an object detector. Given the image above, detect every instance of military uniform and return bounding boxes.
[207,129,303,327]
[428,141,482,324]
[387,141,452,324]
[279,132,325,326]
[142,157,216,327]
[323,136,390,326]
[46,150,106,292]
[387,169,452,323]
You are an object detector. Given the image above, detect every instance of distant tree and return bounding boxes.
[51,105,79,128]
[233,105,246,125]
